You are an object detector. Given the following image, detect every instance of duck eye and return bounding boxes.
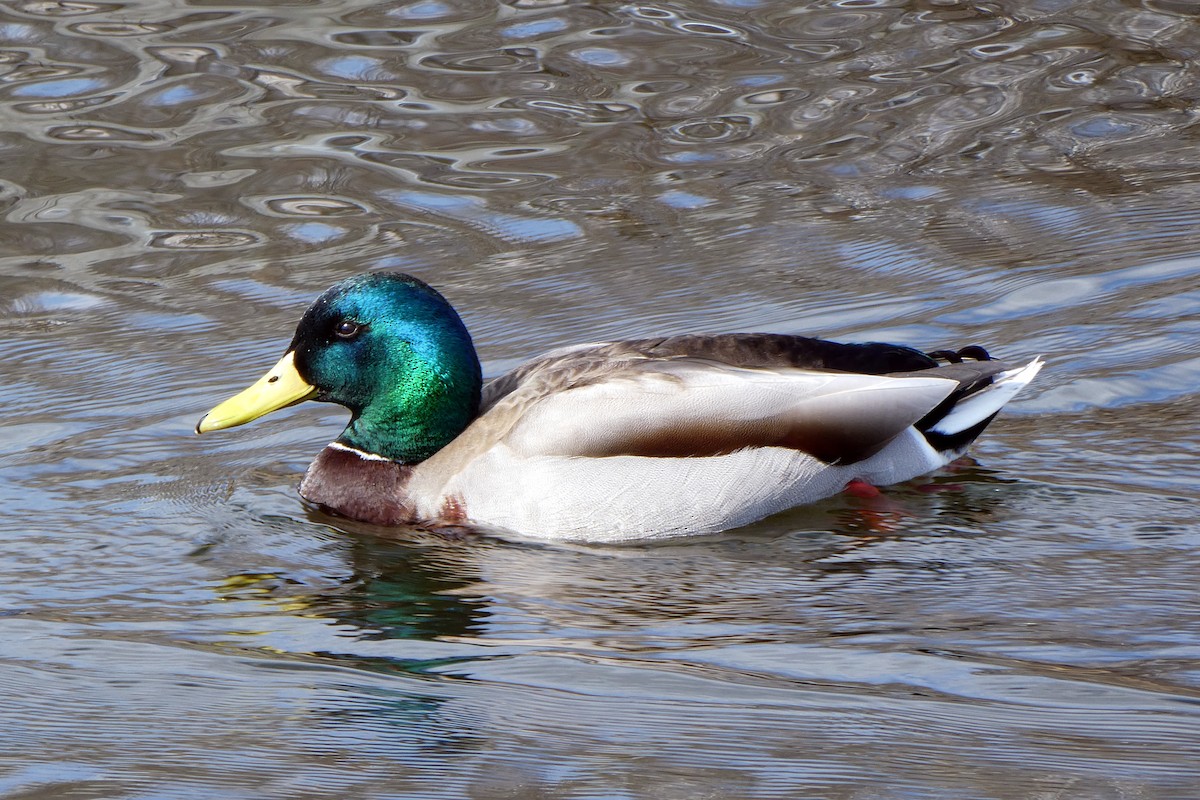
[334,320,361,339]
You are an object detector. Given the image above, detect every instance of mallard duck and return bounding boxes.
[197,272,1042,542]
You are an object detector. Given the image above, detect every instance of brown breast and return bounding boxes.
[298,445,418,526]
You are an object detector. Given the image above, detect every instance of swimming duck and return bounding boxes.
[197,272,1042,542]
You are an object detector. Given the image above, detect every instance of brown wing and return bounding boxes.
[480,333,941,412]
[497,359,959,464]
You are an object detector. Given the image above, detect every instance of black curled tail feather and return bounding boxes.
[925,345,992,364]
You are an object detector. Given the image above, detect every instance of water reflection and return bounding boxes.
[190,468,1057,667]
[159,478,1200,798]
[207,530,489,652]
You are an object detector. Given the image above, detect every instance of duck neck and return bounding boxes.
[337,348,481,464]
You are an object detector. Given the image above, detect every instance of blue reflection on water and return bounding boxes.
[11,78,106,98]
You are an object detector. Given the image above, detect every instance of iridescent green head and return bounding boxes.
[197,272,482,464]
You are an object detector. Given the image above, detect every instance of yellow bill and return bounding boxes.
[196,350,317,434]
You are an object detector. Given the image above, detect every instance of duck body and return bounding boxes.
[198,273,1043,543]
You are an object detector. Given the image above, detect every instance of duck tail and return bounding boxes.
[919,356,1045,455]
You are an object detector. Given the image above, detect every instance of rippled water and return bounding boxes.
[3,0,1200,797]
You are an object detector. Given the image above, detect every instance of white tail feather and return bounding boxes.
[929,356,1044,436]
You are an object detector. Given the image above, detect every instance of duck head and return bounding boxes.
[197,272,482,463]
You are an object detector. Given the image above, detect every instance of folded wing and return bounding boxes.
[503,360,959,465]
